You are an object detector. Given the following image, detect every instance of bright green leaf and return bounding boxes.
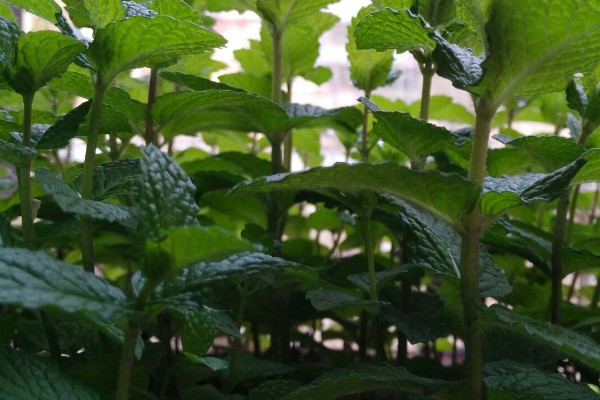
[2,0,60,23]
[256,0,339,28]
[472,0,600,106]
[87,16,226,82]
[354,8,436,54]
[160,70,245,92]
[63,0,123,29]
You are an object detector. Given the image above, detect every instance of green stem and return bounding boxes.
[81,77,107,273]
[362,215,378,303]
[461,99,495,400]
[566,187,581,301]
[144,67,159,146]
[418,59,435,123]
[115,278,154,400]
[19,93,35,250]
[283,79,293,170]
[361,90,372,161]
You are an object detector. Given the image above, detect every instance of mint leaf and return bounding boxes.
[306,288,384,312]
[483,305,600,371]
[256,0,339,28]
[0,248,127,319]
[88,16,226,82]
[5,31,85,95]
[0,16,20,66]
[181,308,215,357]
[473,1,600,105]
[64,0,124,29]
[236,162,480,229]
[229,353,294,388]
[431,33,484,89]
[572,148,600,184]
[247,380,300,400]
[354,8,436,53]
[0,346,99,400]
[362,97,456,162]
[36,100,91,149]
[35,168,135,227]
[159,71,245,92]
[485,360,600,400]
[137,145,199,241]
[73,159,142,200]
[2,0,60,23]
[281,363,455,400]
[481,159,587,217]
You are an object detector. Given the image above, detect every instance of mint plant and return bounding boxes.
[2,1,600,400]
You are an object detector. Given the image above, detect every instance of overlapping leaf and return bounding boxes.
[73,158,142,200]
[256,0,339,28]
[0,248,127,319]
[87,16,226,82]
[36,100,91,149]
[63,0,123,29]
[236,161,480,228]
[481,159,587,217]
[35,168,135,227]
[2,0,60,23]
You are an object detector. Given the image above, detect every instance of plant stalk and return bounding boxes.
[460,99,495,400]
[18,93,35,250]
[418,60,435,123]
[80,77,107,273]
[361,90,372,161]
[144,67,159,146]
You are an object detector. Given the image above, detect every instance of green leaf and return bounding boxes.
[5,31,85,95]
[36,100,91,149]
[2,0,61,23]
[485,360,599,400]
[0,138,36,164]
[181,308,215,357]
[256,0,339,28]
[148,226,255,269]
[219,72,271,97]
[0,247,127,319]
[35,168,135,227]
[247,380,300,400]
[431,33,484,89]
[493,134,584,173]
[144,0,212,26]
[0,346,100,399]
[347,7,394,92]
[0,3,16,21]
[281,363,456,400]
[354,8,436,54]
[73,158,142,200]
[572,148,600,184]
[159,70,245,92]
[362,97,456,162]
[153,90,288,139]
[480,159,587,217]
[63,0,123,29]
[229,353,294,388]
[301,65,332,85]
[472,0,600,106]
[0,16,20,66]
[482,304,600,371]
[87,16,226,82]
[137,145,199,241]
[235,162,480,229]
[395,198,511,297]
[408,95,475,124]
[306,288,384,312]
[184,355,228,371]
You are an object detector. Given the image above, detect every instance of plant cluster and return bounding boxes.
[1,0,600,399]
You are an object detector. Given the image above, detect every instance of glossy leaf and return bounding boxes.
[236,162,480,228]
[87,16,226,82]
[362,97,456,161]
[0,248,127,319]
[0,346,100,399]
[281,363,456,400]
[0,16,20,66]
[5,31,85,95]
[144,0,210,25]
[485,360,599,400]
[137,145,199,241]
[482,305,600,370]
[35,168,135,227]
[472,0,600,105]
[431,32,484,89]
[354,8,436,54]
[256,0,339,28]
[481,159,587,217]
